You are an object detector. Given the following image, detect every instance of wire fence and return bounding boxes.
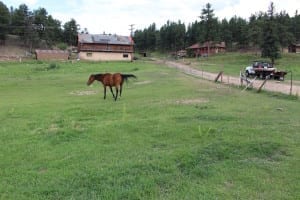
[164,60,299,96]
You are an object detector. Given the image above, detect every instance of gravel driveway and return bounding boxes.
[163,60,300,96]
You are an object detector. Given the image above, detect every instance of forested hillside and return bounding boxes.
[0,1,299,56]
[0,1,80,51]
[133,3,300,53]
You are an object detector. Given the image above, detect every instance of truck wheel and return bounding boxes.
[245,71,249,77]
[280,76,284,81]
[260,73,263,79]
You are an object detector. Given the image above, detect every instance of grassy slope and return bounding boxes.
[181,52,300,81]
[0,60,299,199]
[0,35,27,56]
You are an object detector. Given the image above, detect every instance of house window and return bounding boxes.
[123,54,129,58]
[86,52,92,57]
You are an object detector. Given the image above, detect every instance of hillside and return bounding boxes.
[0,35,28,60]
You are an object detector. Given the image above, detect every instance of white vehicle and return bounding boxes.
[245,61,276,79]
[245,65,255,77]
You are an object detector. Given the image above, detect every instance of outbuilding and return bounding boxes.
[187,41,226,57]
[35,49,69,61]
[77,34,134,61]
[288,43,300,53]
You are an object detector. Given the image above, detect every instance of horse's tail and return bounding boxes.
[121,74,137,82]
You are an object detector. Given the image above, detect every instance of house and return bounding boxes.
[170,50,187,58]
[77,33,134,61]
[187,41,226,57]
[288,43,300,53]
[35,49,69,61]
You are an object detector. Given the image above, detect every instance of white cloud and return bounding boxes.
[9,0,38,7]
[216,1,269,19]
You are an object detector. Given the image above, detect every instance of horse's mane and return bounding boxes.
[92,73,105,80]
[94,73,103,77]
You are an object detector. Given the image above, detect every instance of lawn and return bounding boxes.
[0,60,299,199]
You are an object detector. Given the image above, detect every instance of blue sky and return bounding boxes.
[4,0,300,36]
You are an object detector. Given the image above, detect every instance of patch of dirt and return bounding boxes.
[69,90,97,96]
[0,46,26,56]
[175,98,209,105]
[0,35,28,60]
[134,80,152,85]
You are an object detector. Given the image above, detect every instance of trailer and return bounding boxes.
[273,71,287,81]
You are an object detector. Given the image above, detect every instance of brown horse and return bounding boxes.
[87,73,137,101]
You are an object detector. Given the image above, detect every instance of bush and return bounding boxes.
[57,43,68,50]
[47,63,60,70]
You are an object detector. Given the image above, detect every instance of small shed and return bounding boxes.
[288,43,300,53]
[187,41,226,57]
[35,49,69,61]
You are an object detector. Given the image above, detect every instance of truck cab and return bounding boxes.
[245,61,276,78]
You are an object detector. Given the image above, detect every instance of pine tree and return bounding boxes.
[0,1,10,41]
[63,19,79,46]
[200,3,216,42]
[276,11,295,51]
[261,2,281,65]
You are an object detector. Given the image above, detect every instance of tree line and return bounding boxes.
[1,1,299,62]
[133,2,300,56]
[0,1,81,51]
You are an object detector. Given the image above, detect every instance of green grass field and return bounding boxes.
[0,59,299,199]
[180,52,300,81]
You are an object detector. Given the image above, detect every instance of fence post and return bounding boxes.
[240,71,243,87]
[214,71,224,82]
[289,71,293,95]
[257,79,268,93]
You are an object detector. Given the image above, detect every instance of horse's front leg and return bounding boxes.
[109,86,115,99]
[114,87,119,101]
[103,86,107,99]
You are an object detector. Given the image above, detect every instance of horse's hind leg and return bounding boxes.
[119,84,123,97]
[109,86,115,99]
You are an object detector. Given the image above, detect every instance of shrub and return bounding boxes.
[57,43,68,50]
[47,63,60,70]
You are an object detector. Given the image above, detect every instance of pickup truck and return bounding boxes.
[245,61,276,78]
[245,61,287,80]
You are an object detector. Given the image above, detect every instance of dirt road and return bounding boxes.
[163,60,300,96]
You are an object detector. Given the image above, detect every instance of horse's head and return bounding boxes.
[87,74,95,86]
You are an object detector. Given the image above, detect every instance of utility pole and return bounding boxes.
[129,24,135,37]
[128,24,135,62]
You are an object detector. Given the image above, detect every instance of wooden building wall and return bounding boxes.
[78,43,133,53]
[78,51,133,61]
[35,50,69,61]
